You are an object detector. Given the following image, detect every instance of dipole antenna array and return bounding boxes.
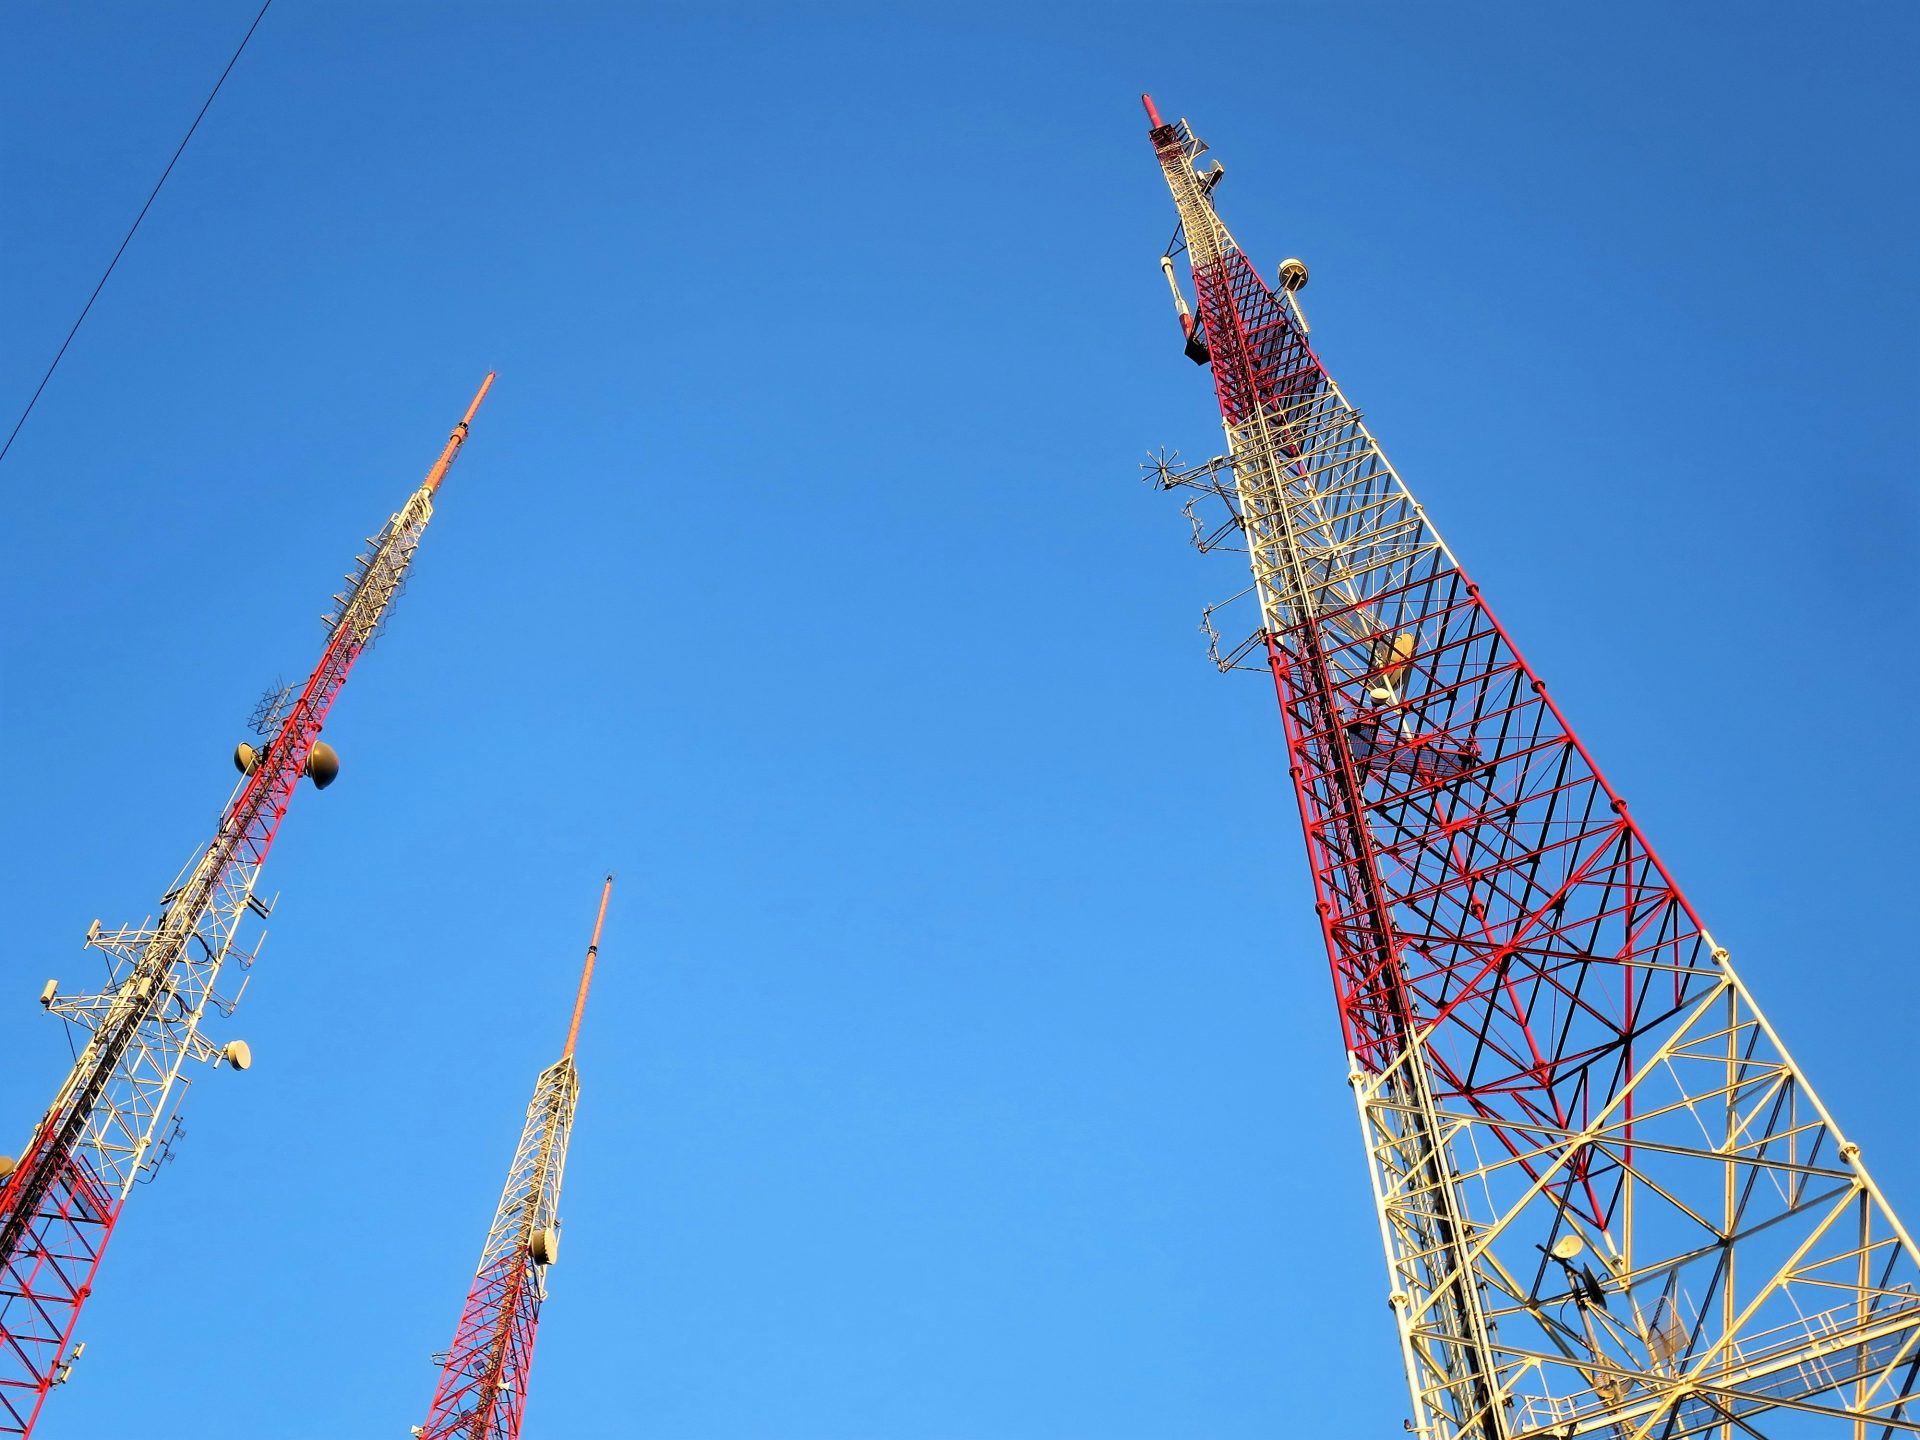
[1139,95,1920,1440]
[415,876,614,1440]
[0,376,494,1437]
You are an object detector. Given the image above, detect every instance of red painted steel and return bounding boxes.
[416,879,607,1440]
[0,380,490,1435]
[0,648,345,1433]
[1137,109,1920,1440]
[420,1252,542,1440]
[1149,121,1703,1233]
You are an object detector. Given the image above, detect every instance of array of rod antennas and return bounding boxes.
[247,681,294,736]
[8,966,249,1198]
[234,739,340,789]
[323,549,380,632]
[33,978,253,1067]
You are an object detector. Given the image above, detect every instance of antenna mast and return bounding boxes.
[417,876,613,1440]
[1139,97,1920,1440]
[0,376,494,1437]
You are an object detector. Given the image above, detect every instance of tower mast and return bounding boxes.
[0,376,494,1437]
[1139,97,1920,1440]
[417,876,613,1440]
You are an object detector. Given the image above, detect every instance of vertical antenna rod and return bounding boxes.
[425,373,494,494]
[417,876,615,1440]
[563,875,613,1061]
[0,376,494,1437]
[1138,98,1920,1440]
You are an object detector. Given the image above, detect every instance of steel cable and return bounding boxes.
[0,0,275,469]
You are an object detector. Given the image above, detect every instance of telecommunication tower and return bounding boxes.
[1139,96,1920,1440]
[415,876,613,1440]
[0,376,495,1436]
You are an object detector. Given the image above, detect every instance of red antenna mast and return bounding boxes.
[0,376,494,1436]
[416,876,613,1440]
[1140,97,1920,1440]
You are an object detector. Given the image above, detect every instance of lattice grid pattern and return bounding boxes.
[1145,104,1920,1440]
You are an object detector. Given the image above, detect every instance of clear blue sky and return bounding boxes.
[2,4,1916,1436]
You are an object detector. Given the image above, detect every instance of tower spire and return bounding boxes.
[562,875,613,1061]
[1140,101,1920,1440]
[425,373,495,494]
[0,379,493,1437]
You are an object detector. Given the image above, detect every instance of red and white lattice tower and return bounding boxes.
[1140,96,1920,1440]
[416,876,613,1440]
[0,376,494,1436]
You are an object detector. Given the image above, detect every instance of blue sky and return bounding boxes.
[2,3,1916,1436]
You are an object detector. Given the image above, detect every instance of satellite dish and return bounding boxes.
[1550,1234,1586,1261]
[305,742,340,789]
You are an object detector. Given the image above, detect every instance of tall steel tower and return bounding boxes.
[1139,96,1920,1440]
[0,376,494,1437]
[416,876,613,1440]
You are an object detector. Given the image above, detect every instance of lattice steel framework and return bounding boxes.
[418,876,612,1440]
[1139,96,1920,1440]
[0,375,494,1436]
